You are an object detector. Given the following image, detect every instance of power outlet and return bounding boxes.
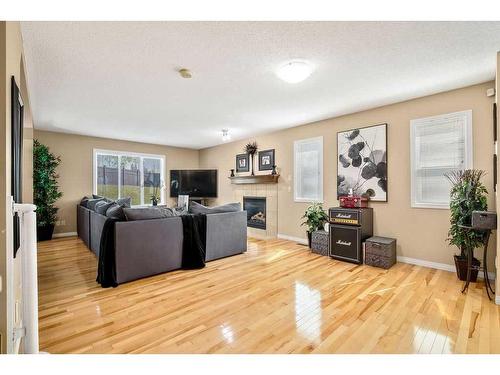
[55,220,66,226]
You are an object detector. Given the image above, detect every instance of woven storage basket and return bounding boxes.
[311,230,329,256]
[365,236,396,269]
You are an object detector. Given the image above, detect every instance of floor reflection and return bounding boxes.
[294,281,322,342]
[220,324,234,344]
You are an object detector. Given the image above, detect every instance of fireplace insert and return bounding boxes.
[243,196,266,230]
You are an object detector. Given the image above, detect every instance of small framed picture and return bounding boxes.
[236,153,249,173]
[258,149,275,171]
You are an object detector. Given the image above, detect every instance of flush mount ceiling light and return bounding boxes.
[178,68,192,78]
[221,129,231,142]
[276,60,314,83]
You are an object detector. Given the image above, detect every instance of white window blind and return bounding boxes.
[410,110,473,209]
[93,149,165,206]
[294,136,323,202]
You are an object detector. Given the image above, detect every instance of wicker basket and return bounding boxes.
[311,230,329,256]
[365,236,396,269]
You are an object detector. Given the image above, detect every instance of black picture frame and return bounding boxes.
[11,76,24,257]
[258,149,275,171]
[337,123,388,202]
[236,153,249,173]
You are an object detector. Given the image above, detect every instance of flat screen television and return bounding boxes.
[170,169,218,198]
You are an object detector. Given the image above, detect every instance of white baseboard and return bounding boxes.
[277,233,308,245]
[52,232,77,238]
[397,255,496,280]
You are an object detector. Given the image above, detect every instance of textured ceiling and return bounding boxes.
[21,21,500,149]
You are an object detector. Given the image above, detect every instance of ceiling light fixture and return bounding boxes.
[276,60,314,84]
[222,129,231,142]
[179,68,192,78]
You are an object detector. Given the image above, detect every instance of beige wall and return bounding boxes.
[496,51,500,304]
[200,82,496,269]
[0,21,32,354]
[33,130,200,234]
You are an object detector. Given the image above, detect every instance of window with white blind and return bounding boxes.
[410,110,473,209]
[93,149,165,206]
[294,136,323,202]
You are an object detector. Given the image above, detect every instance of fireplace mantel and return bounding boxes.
[229,174,280,185]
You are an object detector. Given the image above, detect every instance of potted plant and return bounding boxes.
[33,140,63,241]
[301,203,328,248]
[445,169,488,281]
[244,141,258,176]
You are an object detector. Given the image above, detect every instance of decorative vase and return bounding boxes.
[271,165,277,175]
[230,169,235,177]
[307,231,312,248]
[250,154,255,176]
[152,198,158,206]
[37,224,55,242]
[454,254,480,282]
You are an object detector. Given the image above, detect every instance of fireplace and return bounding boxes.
[243,196,266,230]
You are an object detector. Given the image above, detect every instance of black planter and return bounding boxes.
[454,255,480,282]
[37,224,55,242]
[307,231,312,248]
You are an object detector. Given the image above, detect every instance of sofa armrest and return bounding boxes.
[114,217,184,284]
[90,211,108,257]
[77,205,91,249]
[205,211,247,262]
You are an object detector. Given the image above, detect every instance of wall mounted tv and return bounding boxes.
[170,169,218,198]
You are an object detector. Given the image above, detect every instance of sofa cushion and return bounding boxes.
[93,194,104,199]
[189,201,241,215]
[123,207,174,221]
[95,200,114,215]
[116,197,132,208]
[87,198,106,211]
[80,196,92,208]
[105,203,126,220]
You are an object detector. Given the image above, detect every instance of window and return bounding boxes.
[93,149,165,206]
[294,136,323,202]
[410,110,472,209]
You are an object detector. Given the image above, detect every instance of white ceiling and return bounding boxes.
[21,21,500,149]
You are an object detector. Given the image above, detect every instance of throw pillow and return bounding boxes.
[95,200,114,215]
[123,207,174,221]
[80,196,92,208]
[116,197,131,208]
[189,201,241,215]
[105,203,126,221]
[93,194,104,199]
[87,198,106,211]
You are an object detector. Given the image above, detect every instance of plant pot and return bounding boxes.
[454,255,480,282]
[37,224,55,242]
[307,231,312,248]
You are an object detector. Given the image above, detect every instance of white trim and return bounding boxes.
[277,233,308,245]
[293,136,323,203]
[496,296,500,306]
[93,148,166,206]
[52,232,77,238]
[397,255,495,280]
[410,110,473,209]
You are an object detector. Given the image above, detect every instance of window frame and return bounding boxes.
[93,148,166,206]
[293,136,324,203]
[410,110,473,209]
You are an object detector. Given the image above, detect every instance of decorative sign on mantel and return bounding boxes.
[229,174,280,185]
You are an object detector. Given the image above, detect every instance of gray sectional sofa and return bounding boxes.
[77,204,247,284]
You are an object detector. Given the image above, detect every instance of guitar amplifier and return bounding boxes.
[328,207,373,264]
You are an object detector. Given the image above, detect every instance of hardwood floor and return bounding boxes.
[37,236,500,354]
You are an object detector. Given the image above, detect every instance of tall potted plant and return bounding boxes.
[33,139,63,241]
[244,141,258,176]
[445,169,487,281]
[301,203,328,248]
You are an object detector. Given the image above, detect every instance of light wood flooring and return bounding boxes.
[37,236,500,354]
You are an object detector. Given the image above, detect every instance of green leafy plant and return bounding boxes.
[244,141,258,155]
[445,169,487,257]
[301,203,328,233]
[33,140,63,227]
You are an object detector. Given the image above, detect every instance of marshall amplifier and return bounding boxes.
[328,207,373,264]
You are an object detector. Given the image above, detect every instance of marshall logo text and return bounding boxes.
[336,240,352,246]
